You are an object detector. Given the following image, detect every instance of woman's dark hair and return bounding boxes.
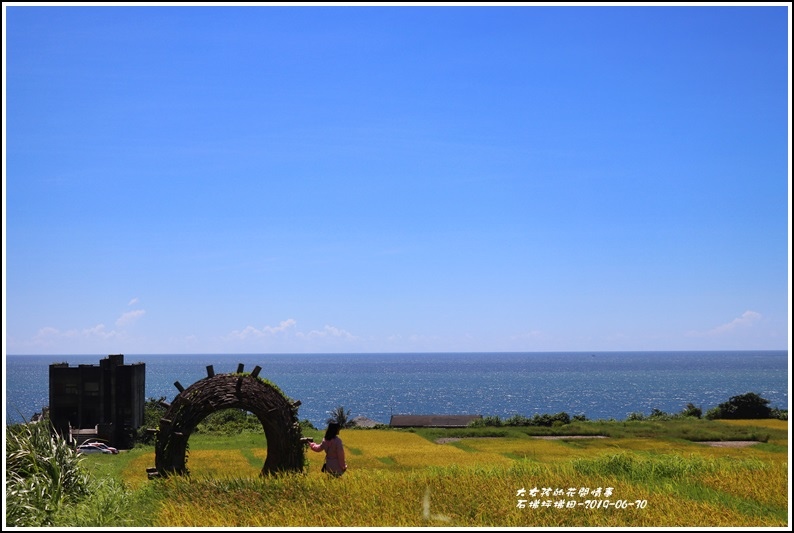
[324,422,341,441]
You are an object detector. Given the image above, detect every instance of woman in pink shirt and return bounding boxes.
[309,422,347,476]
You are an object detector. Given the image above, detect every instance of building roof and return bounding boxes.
[389,414,482,428]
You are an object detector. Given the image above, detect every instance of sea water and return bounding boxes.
[4,351,788,428]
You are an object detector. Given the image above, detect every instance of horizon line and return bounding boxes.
[4,348,790,357]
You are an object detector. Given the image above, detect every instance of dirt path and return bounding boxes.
[530,435,609,440]
[697,441,759,447]
[435,435,608,444]
[435,436,760,447]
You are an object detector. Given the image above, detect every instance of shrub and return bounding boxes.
[504,414,531,426]
[472,412,574,428]
[527,412,571,427]
[648,408,674,421]
[137,397,168,444]
[705,392,773,420]
[196,408,262,435]
[550,412,571,425]
[680,403,702,418]
[469,415,503,427]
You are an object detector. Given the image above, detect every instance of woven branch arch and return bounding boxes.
[151,364,305,477]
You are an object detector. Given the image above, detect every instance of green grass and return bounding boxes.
[448,440,479,453]
[181,431,268,451]
[8,418,789,527]
[410,417,788,443]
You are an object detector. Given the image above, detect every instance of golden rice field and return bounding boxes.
[111,422,789,527]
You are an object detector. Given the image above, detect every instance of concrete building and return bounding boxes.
[49,354,145,448]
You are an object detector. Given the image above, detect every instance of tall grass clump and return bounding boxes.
[570,452,762,483]
[5,420,90,526]
[51,477,159,528]
[6,419,158,527]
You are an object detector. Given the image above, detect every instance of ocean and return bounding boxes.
[3,351,789,429]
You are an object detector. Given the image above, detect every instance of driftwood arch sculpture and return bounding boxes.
[149,363,305,478]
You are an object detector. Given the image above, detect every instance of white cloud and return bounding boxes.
[33,324,119,341]
[227,325,266,340]
[13,321,132,354]
[128,297,139,306]
[302,325,357,340]
[224,319,358,345]
[116,309,146,327]
[81,324,119,339]
[263,319,297,334]
[35,326,60,338]
[225,319,298,341]
[688,310,762,338]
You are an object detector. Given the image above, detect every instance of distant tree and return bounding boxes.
[681,403,702,419]
[706,392,772,420]
[504,414,531,426]
[327,405,353,428]
[481,415,503,427]
[528,412,571,427]
[550,412,571,425]
[300,419,317,431]
[196,408,261,435]
[137,397,168,444]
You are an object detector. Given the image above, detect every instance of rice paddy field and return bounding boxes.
[77,418,789,528]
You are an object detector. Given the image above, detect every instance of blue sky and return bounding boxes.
[3,4,791,355]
